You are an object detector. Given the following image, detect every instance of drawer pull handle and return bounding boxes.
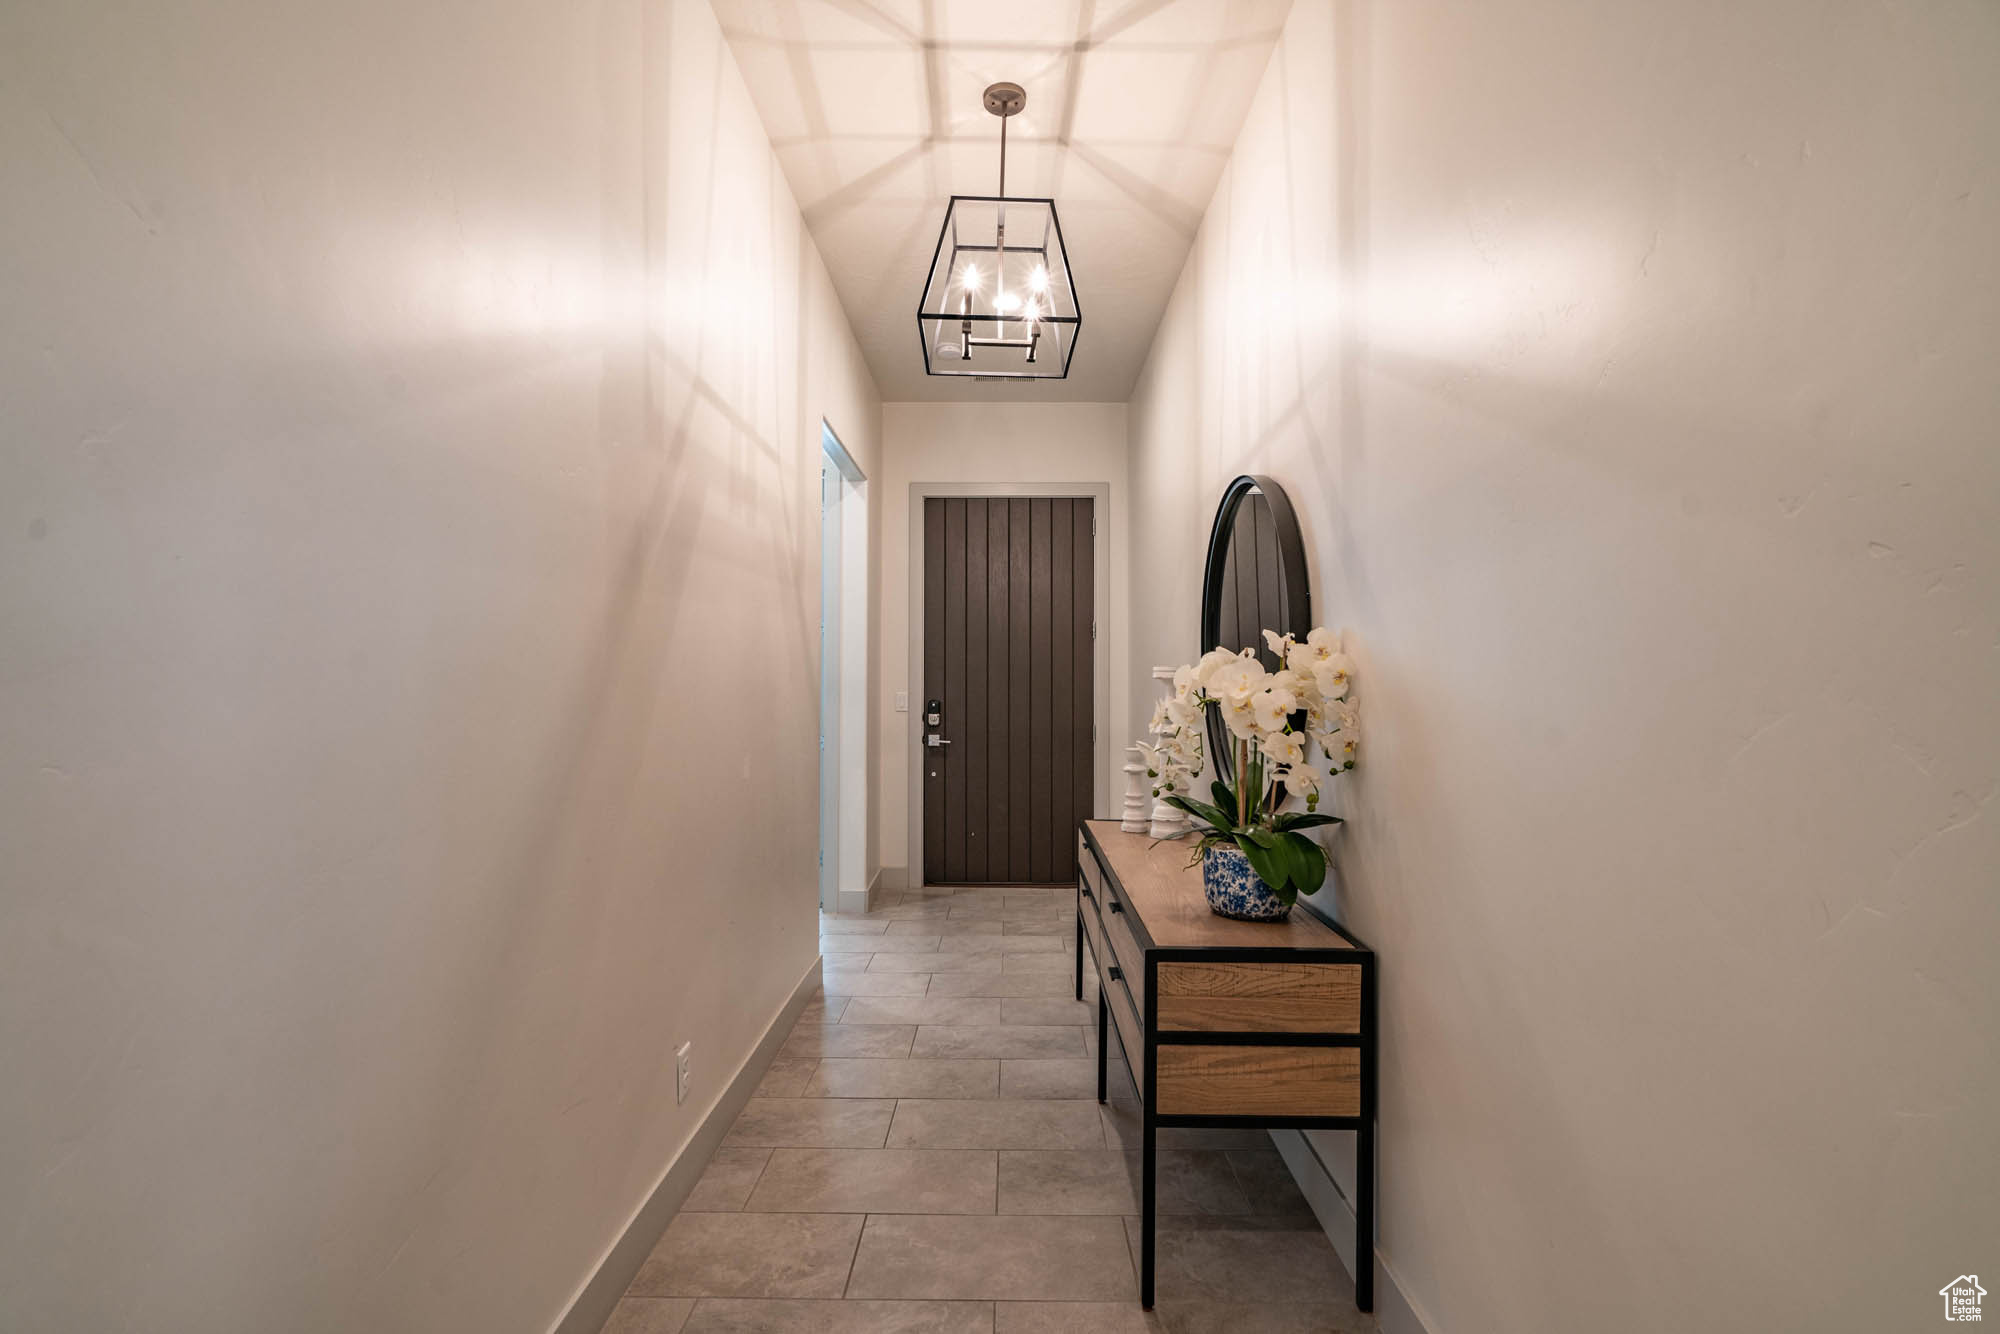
[1107,965,1123,981]
[1080,886,1094,901]
[1108,900,1124,914]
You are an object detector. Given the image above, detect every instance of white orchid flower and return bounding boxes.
[1260,730,1305,768]
[1312,653,1354,702]
[1250,685,1297,733]
[1207,658,1266,709]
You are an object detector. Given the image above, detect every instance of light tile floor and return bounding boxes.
[606,885,1377,1334]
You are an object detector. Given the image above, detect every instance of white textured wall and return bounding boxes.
[0,2,877,1331]
[1128,3,1998,1331]
[874,401,1129,882]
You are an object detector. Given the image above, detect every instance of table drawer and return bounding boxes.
[1101,955,1147,1099]
[1101,883,1145,985]
[1155,1044,1360,1118]
[1157,961,1362,1034]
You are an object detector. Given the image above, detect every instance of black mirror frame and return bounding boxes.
[1199,474,1311,787]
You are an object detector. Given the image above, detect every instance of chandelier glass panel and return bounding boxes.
[918,83,1081,380]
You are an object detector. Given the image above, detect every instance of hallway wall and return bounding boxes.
[0,2,877,1331]
[1127,3,1998,1332]
[873,401,1129,886]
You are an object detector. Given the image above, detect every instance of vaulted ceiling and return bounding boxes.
[710,0,1293,401]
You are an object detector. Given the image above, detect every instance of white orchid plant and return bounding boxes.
[1138,628,1359,907]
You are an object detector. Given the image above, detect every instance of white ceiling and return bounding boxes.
[709,0,1293,401]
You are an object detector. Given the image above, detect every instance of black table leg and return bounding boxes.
[1355,1118,1375,1312]
[1096,989,1108,1103]
[1074,900,1083,1000]
[1140,1111,1157,1309]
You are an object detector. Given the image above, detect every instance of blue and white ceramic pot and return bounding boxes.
[1202,844,1292,921]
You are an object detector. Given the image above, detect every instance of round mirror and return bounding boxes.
[1199,475,1310,782]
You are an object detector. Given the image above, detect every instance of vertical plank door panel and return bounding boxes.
[1029,498,1054,884]
[1072,500,1095,863]
[986,499,1012,882]
[1049,499,1074,889]
[1008,498,1033,883]
[963,499,989,882]
[922,498,946,883]
[943,498,968,884]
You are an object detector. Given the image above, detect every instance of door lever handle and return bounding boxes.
[925,734,951,747]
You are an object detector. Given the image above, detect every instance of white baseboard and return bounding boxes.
[548,955,824,1334]
[874,864,909,894]
[1270,1129,1433,1334]
[837,886,872,915]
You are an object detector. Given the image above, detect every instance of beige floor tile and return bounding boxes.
[912,919,1007,937]
[857,934,948,952]
[743,1147,997,1214]
[681,1299,995,1333]
[911,1025,1087,1060]
[995,1301,1164,1333]
[840,996,1004,1026]
[847,1214,1137,1301]
[603,1296,696,1334]
[755,1058,819,1098]
[817,939,880,957]
[1156,1300,1377,1333]
[805,1057,998,1099]
[887,1099,1105,1150]
[681,1147,772,1212]
[818,919,891,935]
[796,995,848,1023]
[1003,920,1072,936]
[866,951,997,973]
[722,1098,895,1148]
[927,971,1080,998]
[997,1150,1251,1216]
[820,969,932,996]
[994,934,1069,954]
[1000,997,1095,1026]
[780,1024,915,1059]
[629,1213,862,1298]
[1225,1147,1317,1216]
[999,1057,1100,1099]
[1127,1215,1353,1305]
[1002,953,1074,976]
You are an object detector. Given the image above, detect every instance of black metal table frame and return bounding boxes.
[1074,845,1378,1313]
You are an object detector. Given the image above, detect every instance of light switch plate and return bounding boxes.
[895,690,909,712]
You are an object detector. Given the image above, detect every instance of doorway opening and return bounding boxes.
[819,423,868,912]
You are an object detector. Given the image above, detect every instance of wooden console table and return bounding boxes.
[1075,819,1378,1311]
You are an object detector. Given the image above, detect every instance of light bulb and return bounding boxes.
[1024,300,1041,323]
[994,290,1020,313]
[961,263,981,293]
[1030,264,1050,293]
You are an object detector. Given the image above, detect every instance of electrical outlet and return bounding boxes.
[674,1042,692,1105]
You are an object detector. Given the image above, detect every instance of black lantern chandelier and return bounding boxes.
[917,82,1081,380]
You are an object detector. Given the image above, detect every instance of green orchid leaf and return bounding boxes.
[1283,831,1327,896]
[1271,812,1344,832]
[1164,795,1234,832]
[1236,834,1288,892]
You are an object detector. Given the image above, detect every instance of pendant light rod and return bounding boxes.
[982,81,1026,197]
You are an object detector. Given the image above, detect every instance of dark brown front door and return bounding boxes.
[922,496,1095,885]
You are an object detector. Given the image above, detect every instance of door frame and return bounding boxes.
[821,422,869,913]
[906,481,1112,887]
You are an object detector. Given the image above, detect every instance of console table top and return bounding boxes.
[1081,819,1364,953]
